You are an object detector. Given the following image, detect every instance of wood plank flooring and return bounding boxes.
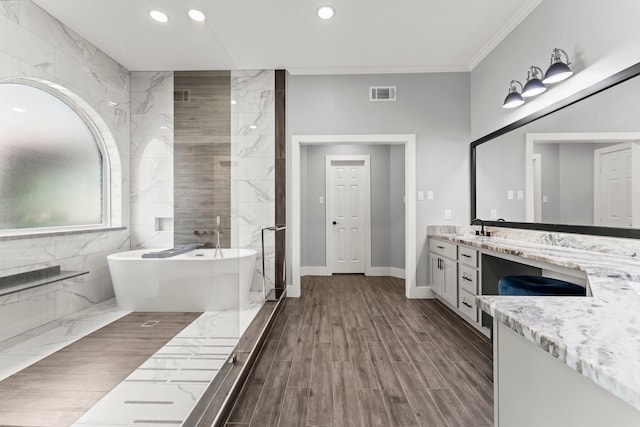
[226,275,493,427]
[0,312,201,427]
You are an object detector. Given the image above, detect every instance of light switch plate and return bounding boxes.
[490,209,498,219]
[507,190,514,200]
[543,195,548,203]
[319,196,324,204]
[418,191,424,201]
[427,191,434,200]
[517,190,524,200]
[444,209,452,220]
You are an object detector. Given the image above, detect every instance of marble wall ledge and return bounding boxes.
[427,230,640,413]
[0,226,127,242]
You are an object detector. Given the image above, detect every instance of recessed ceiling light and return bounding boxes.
[316,5,335,20]
[231,100,237,105]
[149,9,169,23]
[11,107,27,113]
[107,101,119,107]
[249,125,257,129]
[188,9,206,22]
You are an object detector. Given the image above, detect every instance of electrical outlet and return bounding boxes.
[427,191,434,200]
[490,209,498,219]
[444,209,452,220]
[418,191,424,201]
[543,195,548,203]
[517,190,524,200]
[319,196,324,204]
[507,190,514,200]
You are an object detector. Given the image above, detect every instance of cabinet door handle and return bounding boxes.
[436,245,445,249]
[438,258,442,269]
[463,275,472,282]
[462,301,473,308]
[461,253,471,258]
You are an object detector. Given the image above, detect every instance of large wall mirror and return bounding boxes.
[471,61,640,239]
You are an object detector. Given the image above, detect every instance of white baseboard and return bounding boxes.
[408,286,435,299]
[367,267,405,279]
[300,266,331,276]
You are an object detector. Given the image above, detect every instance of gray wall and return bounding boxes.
[301,144,404,269]
[288,73,470,286]
[470,0,640,140]
[536,143,560,223]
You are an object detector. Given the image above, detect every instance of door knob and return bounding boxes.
[332,221,337,225]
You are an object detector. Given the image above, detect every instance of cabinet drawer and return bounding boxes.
[458,246,478,267]
[458,264,478,294]
[429,239,457,259]
[458,289,477,322]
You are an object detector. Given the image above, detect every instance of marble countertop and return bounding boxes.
[429,232,640,412]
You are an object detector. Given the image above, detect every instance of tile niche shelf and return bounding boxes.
[0,265,89,297]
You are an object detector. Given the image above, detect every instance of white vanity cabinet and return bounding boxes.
[430,238,481,330]
[429,239,458,307]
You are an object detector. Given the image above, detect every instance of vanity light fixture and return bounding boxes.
[543,48,573,84]
[503,80,525,109]
[149,9,169,23]
[522,65,547,98]
[317,5,335,20]
[188,9,206,22]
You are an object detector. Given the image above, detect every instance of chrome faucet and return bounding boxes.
[471,218,491,237]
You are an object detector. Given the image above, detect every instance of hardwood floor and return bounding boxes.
[0,312,201,427]
[226,275,493,427]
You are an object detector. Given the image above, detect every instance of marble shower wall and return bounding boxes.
[231,70,276,292]
[0,1,131,341]
[130,72,174,249]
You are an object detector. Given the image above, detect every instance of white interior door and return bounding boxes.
[326,156,370,274]
[594,143,632,227]
[533,153,543,222]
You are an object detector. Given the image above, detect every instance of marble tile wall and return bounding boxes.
[231,70,276,292]
[0,1,131,341]
[130,72,174,249]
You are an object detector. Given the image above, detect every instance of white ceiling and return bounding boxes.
[33,0,541,74]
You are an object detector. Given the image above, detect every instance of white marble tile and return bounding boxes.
[131,113,173,137]
[231,179,275,203]
[20,1,84,58]
[131,157,173,183]
[73,382,207,425]
[54,232,108,259]
[0,1,19,23]
[0,49,19,79]
[235,111,275,136]
[0,13,55,70]
[231,134,275,159]
[231,157,275,181]
[131,135,174,159]
[232,202,275,227]
[231,88,275,114]
[131,202,174,226]
[81,41,128,92]
[131,179,174,204]
[231,70,275,94]
[131,89,174,115]
[0,236,55,270]
[131,226,173,250]
[131,71,174,93]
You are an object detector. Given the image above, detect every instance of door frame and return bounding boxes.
[593,142,635,227]
[325,155,371,275]
[525,132,640,221]
[291,134,417,298]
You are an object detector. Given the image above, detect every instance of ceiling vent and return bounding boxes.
[370,86,396,101]
[174,89,190,102]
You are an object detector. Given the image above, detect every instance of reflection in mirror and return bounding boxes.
[475,70,640,230]
[526,134,640,228]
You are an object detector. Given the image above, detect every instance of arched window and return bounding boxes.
[0,82,108,233]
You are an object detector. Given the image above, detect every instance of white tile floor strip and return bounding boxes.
[73,291,265,426]
[0,298,130,381]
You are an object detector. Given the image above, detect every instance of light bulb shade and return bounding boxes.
[543,61,573,84]
[522,78,547,98]
[503,91,525,109]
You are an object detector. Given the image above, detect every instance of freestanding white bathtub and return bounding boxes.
[107,248,257,312]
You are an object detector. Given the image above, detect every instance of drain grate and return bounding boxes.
[140,320,160,328]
